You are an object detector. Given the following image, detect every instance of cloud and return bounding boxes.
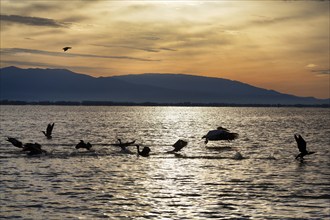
[306,64,318,68]
[1,48,160,62]
[1,1,102,16]
[0,60,112,72]
[159,47,177,52]
[251,15,295,25]
[311,69,330,75]
[0,14,68,27]
[92,44,159,53]
[92,44,177,53]
[248,1,329,28]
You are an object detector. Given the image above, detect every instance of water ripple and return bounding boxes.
[1,106,329,219]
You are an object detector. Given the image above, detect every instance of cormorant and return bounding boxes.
[136,144,150,157]
[75,140,93,151]
[22,143,47,155]
[294,134,315,160]
[63,47,72,52]
[202,127,238,144]
[6,137,23,148]
[111,139,135,153]
[42,123,54,139]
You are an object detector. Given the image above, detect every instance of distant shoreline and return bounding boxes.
[0,100,329,108]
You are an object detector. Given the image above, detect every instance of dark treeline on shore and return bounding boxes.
[0,100,329,108]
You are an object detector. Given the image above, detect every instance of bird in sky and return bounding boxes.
[63,47,72,52]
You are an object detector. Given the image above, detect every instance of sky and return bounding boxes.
[0,0,329,99]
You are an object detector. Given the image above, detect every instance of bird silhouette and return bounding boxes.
[202,127,238,144]
[111,139,136,149]
[172,139,188,152]
[75,140,93,151]
[42,123,54,139]
[6,137,23,148]
[22,143,47,155]
[136,144,150,157]
[294,134,315,160]
[63,47,72,52]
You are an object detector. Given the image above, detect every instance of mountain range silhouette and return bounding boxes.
[0,66,328,105]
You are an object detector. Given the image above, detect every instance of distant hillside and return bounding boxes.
[0,66,328,105]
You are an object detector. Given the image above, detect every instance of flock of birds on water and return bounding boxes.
[5,122,315,161]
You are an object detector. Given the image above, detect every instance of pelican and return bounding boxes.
[23,143,47,155]
[294,134,315,160]
[42,123,54,139]
[202,127,238,144]
[172,139,188,152]
[6,137,23,148]
[136,144,150,157]
[75,140,93,151]
[63,47,72,52]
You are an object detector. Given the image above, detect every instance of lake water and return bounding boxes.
[0,106,329,219]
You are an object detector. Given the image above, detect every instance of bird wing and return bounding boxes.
[111,142,133,147]
[46,123,54,135]
[173,139,188,152]
[46,124,51,135]
[295,134,307,153]
[298,135,307,152]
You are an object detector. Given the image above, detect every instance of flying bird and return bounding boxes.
[202,127,238,144]
[136,144,150,157]
[6,137,23,148]
[42,123,55,139]
[63,47,72,52]
[294,134,315,160]
[75,140,93,151]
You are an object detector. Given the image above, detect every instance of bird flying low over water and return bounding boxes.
[75,140,93,151]
[294,134,315,160]
[63,47,72,52]
[6,137,23,148]
[202,127,239,144]
[136,144,150,157]
[22,143,47,155]
[42,123,55,139]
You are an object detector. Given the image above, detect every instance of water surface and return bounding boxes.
[0,106,329,219]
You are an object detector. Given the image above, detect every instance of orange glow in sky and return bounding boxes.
[1,1,329,98]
